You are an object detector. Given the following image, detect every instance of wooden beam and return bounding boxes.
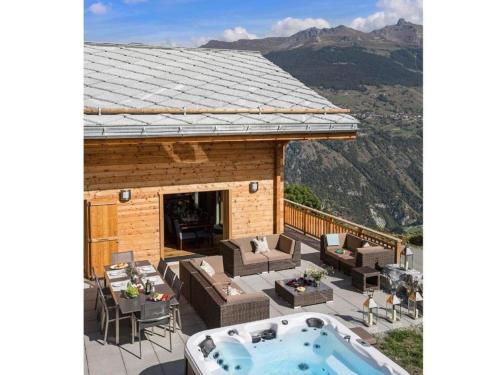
[84,132,357,146]
[84,106,351,115]
[274,141,287,234]
[158,192,164,260]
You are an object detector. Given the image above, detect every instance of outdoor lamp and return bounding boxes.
[362,289,379,327]
[407,290,423,319]
[249,181,259,193]
[386,292,402,323]
[119,189,131,202]
[400,246,414,270]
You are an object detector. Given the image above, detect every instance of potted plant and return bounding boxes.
[306,268,327,287]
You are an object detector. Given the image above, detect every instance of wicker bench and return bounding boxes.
[220,234,301,277]
[179,256,269,328]
[320,233,393,274]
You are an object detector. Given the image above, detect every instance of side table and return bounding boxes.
[352,266,380,292]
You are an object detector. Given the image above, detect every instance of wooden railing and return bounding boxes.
[284,199,403,263]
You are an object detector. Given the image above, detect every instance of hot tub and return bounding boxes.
[185,313,409,375]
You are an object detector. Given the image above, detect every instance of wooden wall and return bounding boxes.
[84,140,280,266]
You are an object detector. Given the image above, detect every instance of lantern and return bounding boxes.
[386,292,402,323]
[400,246,414,270]
[362,289,379,327]
[119,189,131,202]
[249,181,259,193]
[408,290,423,319]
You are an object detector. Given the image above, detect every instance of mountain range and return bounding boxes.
[202,20,423,232]
[203,18,422,53]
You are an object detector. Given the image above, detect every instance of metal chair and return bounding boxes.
[92,267,112,312]
[132,300,172,358]
[174,220,196,250]
[97,286,131,345]
[165,267,177,287]
[112,251,134,265]
[157,258,168,280]
[171,278,183,332]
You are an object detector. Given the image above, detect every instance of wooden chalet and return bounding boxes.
[83,43,360,278]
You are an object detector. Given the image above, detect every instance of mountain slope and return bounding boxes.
[201,20,423,231]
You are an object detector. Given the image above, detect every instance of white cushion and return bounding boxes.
[251,237,269,254]
[226,285,242,296]
[200,260,215,277]
[362,241,372,248]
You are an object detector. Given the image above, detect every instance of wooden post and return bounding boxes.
[274,141,287,234]
[158,192,164,260]
[395,240,403,264]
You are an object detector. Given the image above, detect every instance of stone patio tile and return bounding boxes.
[152,330,186,364]
[85,335,127,375]
[120,331,163,375]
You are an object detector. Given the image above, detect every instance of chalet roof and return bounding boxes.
[84,43,359,139]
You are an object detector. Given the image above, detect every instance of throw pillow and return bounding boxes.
[251,237,270,254]
[200,260,215,277]
[226,285,242,296]
[362,241,371,248]
[326,233,340,246]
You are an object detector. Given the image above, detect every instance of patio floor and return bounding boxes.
[84,227,423,375]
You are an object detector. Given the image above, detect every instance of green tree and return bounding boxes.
[284,184,322,210]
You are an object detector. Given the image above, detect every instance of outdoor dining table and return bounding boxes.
[103,260,179,345]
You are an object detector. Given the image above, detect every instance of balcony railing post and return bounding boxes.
[302,207,307,235]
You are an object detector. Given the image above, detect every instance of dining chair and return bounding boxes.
[171,278,184,332]
[132,300,172,358]
[97,286,132,345]
[195,226,212,247]
[112,251,134,265]
[157,258,168,280]
[165,267,177,287]
[92,267,112,312]
[174,220,196,250]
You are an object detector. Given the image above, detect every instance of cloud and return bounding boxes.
[221,27,257,42]
[191,36,211,47]
[350,0,423,31]
[270,17,331,37]
[89,2,109,15]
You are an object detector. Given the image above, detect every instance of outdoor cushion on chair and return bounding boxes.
[263,249,292,261]
[241,251,268,265]
[326,234,340,246]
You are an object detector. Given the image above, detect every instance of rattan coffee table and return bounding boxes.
[275,279,333,308]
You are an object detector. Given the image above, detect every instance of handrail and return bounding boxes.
[284,199,403,263]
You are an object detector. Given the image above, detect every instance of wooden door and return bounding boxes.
[85,201,118,278]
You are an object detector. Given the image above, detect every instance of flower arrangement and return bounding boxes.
[305,268,327,283]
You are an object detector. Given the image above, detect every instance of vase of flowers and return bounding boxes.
[306,268,327,287]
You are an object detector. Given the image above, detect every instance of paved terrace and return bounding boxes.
[84,228,423,375]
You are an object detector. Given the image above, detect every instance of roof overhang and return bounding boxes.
[84,121,358,140]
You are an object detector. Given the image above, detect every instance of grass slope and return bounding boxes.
[377,327,423,375]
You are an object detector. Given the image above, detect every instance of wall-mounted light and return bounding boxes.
[249,181,259,193]
[119,189,131,202]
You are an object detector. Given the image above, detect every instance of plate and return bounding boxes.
[110,263,129,270]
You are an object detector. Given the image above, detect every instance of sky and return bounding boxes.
[84,0,423,46]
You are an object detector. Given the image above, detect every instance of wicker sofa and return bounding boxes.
[220,234,301,277]
[320,233,394,275]
[179,255,269,328]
